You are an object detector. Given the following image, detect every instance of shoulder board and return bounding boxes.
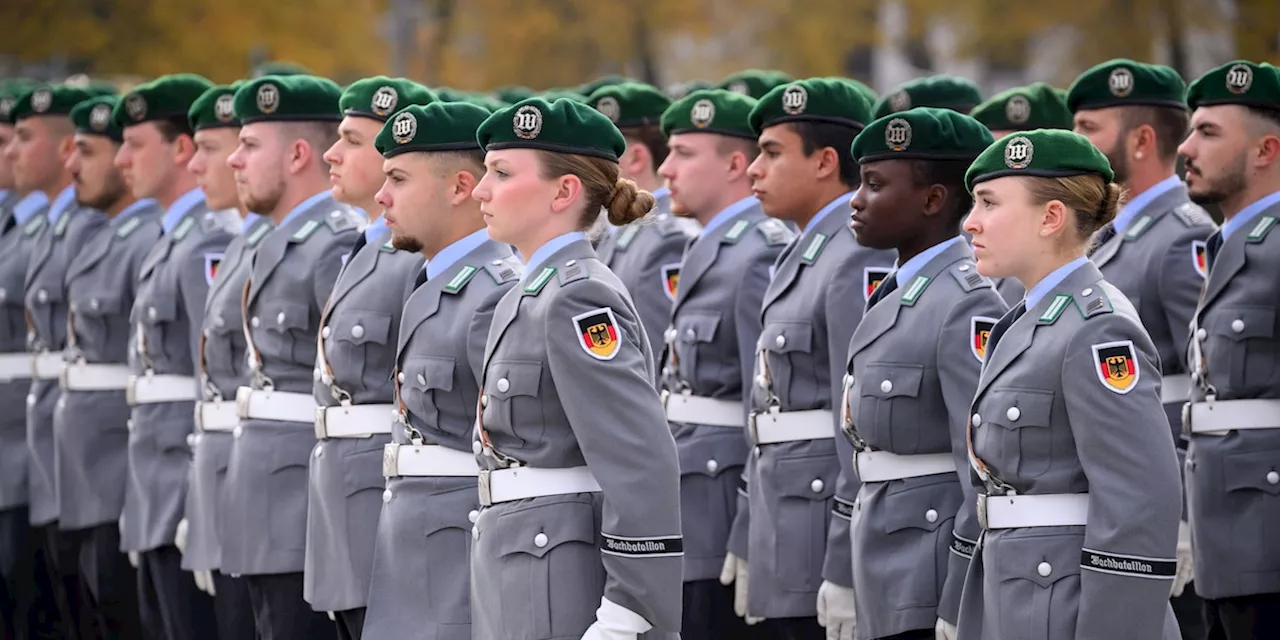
[442,265,479,294]
[172,215,196,241]
[1246,216,1278,243]
[1037,294,1073,324]
[557,259,591,286]
[1171,202,1213,228]
[290,219,322,242]
[523,266,557,295]
[899,275,932,306]
[800,232,829,264]
[53,211,73,237]
[1124,215,1154,240]
[1074,285,1115,318]
[116,216,144,238]
[615,224,642,250]
[947,263,991,292]
[22,215,46,236]
[483,260,521,285]
[324,209,363,234]
[754,218,793,247]
[244,221,272,248]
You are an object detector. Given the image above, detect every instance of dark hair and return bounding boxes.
[154,114,194,143]
[715,136,760,163]
[1120,106,1190,163]
[788,121,862,188]
[909,159,973,224]
[429,149,487,177]
[1245,106,1280,130]
[620,123,669,168]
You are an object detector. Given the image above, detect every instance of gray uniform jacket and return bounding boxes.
[222,195,361,576]
[596,192,699,373]
[57,205,164,531]
[0,207,46,511]
[303,228,423,612]
[471,238,683,639]
[662,201,791,582]
[842,240,1005,638]
[992,278,1024,307]
[956,262,1181,640]
[183,216,273,572]
[25,203,108,526]
[1185,199,1280,600]
[122,203,236,553]
[737,201,894,619]
[363,238,520,640]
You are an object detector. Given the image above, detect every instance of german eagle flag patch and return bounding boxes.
[1092,340,1139,394]
[1191,240,1207,278]
[661,263,680,301]
[573,307,621,361]
[864,267,892,301]
[971,316,997,362]
[204,253,224,285]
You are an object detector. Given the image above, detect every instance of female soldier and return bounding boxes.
[468,98,683,640]
[956,129,1182,640]
[841,108,1006,640]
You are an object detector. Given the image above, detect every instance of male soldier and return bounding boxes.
[654,89,787,637]
[719,70,795,100]
[968,83,1074,305]
[306,76,434,639]
[222,75,362,637]
[587,82,699,370]
[180,82,262,640]
[1179,60,1280,639]
[9,83,118,639]
[738,79,894,638]
[114,74,238,640]
[871,76,983,121]
[59,88,167,637]
[1068,59,1217,638]
[362,100,521,640]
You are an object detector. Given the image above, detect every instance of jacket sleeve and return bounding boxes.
[545,278,683,632]
[1063,313,1181,639]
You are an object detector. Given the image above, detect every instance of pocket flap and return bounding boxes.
[985,388,1055,430]
[77,293,120,316]
[333,311,392,345]
[138,295,177,325]
[677,435,741,478]
[1222,450,1280,496]
[677,313,721,344]
[775,455,839,500]
[495,498,598,558]
[860,363,925,399]
[488,361,541,399]
[404,356,456,393]
[993,532,1082,588]
[1209,306,1275,342]
[262,300,310,333]
[880,476,962,535]
[760,321,813,354]
[342,445,389,497]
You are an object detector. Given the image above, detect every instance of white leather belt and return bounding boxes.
[60,362,131,391]
[1185,398,1280,435]
[315,404,395,439]
[478,466,600,506]
[978,493,1089,529]
[0,353,31,381]
[127,374,197,405]
[750,409,833,444]
[662,392,742,427]
[234,387,316,423]
[383,443,478,477]
[1161,374,1191,404]
[31,352,64,380]
[195,400,239,432]
[855,450,955,483]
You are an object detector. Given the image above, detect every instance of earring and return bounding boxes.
[1135,151,1144,160]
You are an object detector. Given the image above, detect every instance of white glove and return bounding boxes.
[175,518,189,554]
[203,571,217,596]
[127,551,139,568]
[816,581,856,640]
[719,553,764,625]
[1172,520,1194,597]
[193,569,208,594]
[580,596,652,640]
[935,617,958,640]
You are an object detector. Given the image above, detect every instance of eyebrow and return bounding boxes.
[759,140,782,150]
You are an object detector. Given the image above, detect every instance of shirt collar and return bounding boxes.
[241,213,262,233]
[650,186,670,201]
[1025,256,1089,309]
[700,195,758,237]
[12,191,50,226]
[1113,175,1182,234]
[426,228,491,281]
[1222,189,1280,241]
[0,189,9,203]
[162,188,206,234]
[894,236,964,286]
[525,231,586,274]
[280,191,333,228]
[364,215,388,242]
[113,198,157,225]
[47,185,76,224]
[805,191,855,235]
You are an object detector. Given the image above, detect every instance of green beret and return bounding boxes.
[970,83,1073,132]
[494,85,534,104]
[661,89,758,140]
[465,96,506,112]
[252,61,311,78]
[965,129,1114,192]
[477,97,626,162]
[376,101,490,157]
[1066,59,1186,112]
[665,80,712,100]
[750,78,874,134]
[827,76,878,103]
[340,76,437,121]
[189,83,242,131]
[233,75,342,124]
[113,73,214,128]
[588,82,671,129]
[873,75,983,120]
[577,74,633,97]
[0,79,41,124]
[71,95,124,142]
[1186,60,1280,111]
[9,85,96,122]
[853,107,993,164]
[539,90,588,104]
[718,70,793,99]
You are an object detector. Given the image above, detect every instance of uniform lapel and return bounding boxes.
[1196,226,1249,316]
[483,240,593,367]
[247,201,331,306]
[672,207,755,313]
[1090,231,1124,267]
[397,241,507,355]
[23,206,54,290]
[326,230,384,314]
[761,202,851,311]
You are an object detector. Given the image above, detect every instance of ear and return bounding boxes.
[57,134,76,163]
[451,170,479,206]
[1131,123,1157,158]
[814,146,841,181]
[1041,198,1071,238]
[173,133,196,167]
[288,138,314,176]
[726,149,750,182]
[921,183,948,218]
[623,143,651,177]
[549,173,583,214]
[1255,133,1280,169]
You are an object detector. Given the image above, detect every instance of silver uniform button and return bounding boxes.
[480,395,488,408]
[958,265,970,272]
[925,509,938,523]
[1006,407,1021,422]
[706,459,719,473]
[1037,561,1052,577]
[775,334,786,349]
[472,440,482,455]
[565,260,576,267]
[250,316,260,328]
[1232,319,1245,333]
[26,394,35,406]
[685,329,696,340]
[37,289,48,303]
[187,434,197,447]
[1082,288,1093,297]
[350,324,365,339]
[880,379,893,393]
[810,478,824,493]
[233,426,243,438]
[972,413,982,427]
[276,311,286,325]
[496,378,510,393]
[215,316,225,328]
[664,328,677,342]
[148,307,157,321]
[397,372,406,383]
[313,368,322,382]
[416,373,426,386]
[322,326,331,339]
[90,299,100,311]
[382,489,393,503]
[468,510,479,523]
[533,532,548,548]
[1196,328,1207,340]
[1268,471,1279,485]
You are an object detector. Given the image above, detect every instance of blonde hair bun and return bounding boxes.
[606,179,655,226]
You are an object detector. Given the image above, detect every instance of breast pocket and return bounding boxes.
[202,313,243,386]
[260,300,312,365]
[856,363,925,452]
[1207,306,1276,393]
[990,533,1082,640]
[330,311,393,389]
[402,356,455,434]
[484,361,543,447]
[138,294,180,365]
[75,293,123,352]
[982,389,1055,479]
[674,313,720,385]
[760,321,815,407]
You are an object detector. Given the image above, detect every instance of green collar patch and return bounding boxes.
[443,265,478,294]
[22,215,46,236]
[172,215,196,241]
[1124,215,1153,240]
[380,237,396,252]
[245,222,271,247]
[523,266,556,294]
[1246,216,1278,243]
[800,232,829,264]
[290,219,321,242]
[54,211,73,237]
[616,224,642,250]
[1038,293,1072,324]
[722,219,751,243]
[115,216,143,238]
[900,275,931,306]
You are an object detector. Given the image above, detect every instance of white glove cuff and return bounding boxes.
[594,596,653,635]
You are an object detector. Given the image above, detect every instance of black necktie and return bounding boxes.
[413,268,428,290]
[985,301,1026,358]
[1204,230,1223,272]
[865,272,899,311]
[1088,223,1116,256]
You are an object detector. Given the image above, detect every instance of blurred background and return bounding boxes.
[3,0,1278,93]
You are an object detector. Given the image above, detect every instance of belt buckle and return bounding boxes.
[235,387,251,419]
[382,444,399,477]
[477,469,493,507]
[976,494,989,529]
[314,406,328,440]
[58,362,72,390]
[747,412,759,444]
[1181,401,1192,436]
[126,375,140,406]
